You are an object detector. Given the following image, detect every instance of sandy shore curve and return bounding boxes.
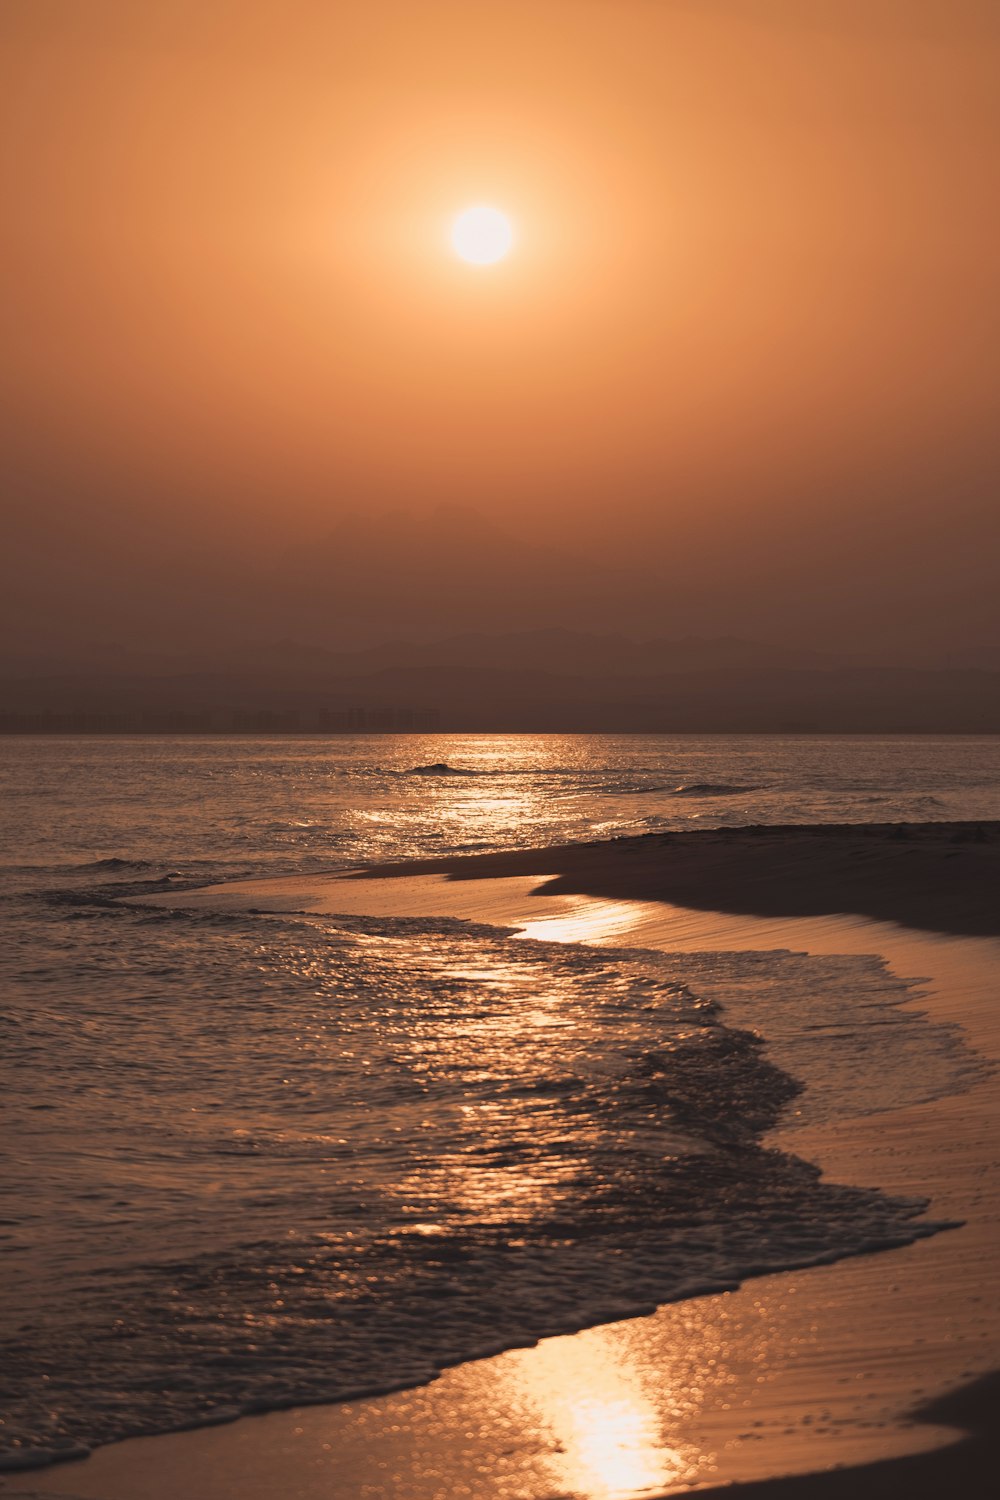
[9,823,999,1499]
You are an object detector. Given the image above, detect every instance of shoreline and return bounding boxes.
[9,825,1000,1498]
[351,820,1000,938]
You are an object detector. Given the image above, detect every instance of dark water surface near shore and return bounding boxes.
[1,735,997,1468]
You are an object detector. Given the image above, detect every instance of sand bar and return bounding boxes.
[348,820,1000,939]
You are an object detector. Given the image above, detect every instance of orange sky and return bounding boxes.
[2,1,999,664]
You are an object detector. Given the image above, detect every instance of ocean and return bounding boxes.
[2,734,998,1470]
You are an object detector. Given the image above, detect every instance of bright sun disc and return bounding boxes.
[450,205,513,265]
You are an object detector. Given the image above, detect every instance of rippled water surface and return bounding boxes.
[4,732,1000,876]
[1,734,996,1469]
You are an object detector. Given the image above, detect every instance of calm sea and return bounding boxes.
[2,734,997,1469]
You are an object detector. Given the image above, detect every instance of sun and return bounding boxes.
[450,205,514,266]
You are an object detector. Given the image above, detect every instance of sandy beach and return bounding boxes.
[350,820,1000,938]
[6,821,998,1500]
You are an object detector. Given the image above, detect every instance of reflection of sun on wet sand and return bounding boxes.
[352,820,1000,938]
[502,1330,694,1496]
[26,822,1000,1500]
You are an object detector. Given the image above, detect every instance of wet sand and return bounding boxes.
[350,819,1000,939]
[8,824,1000,1499]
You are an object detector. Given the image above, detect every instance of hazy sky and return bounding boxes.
[3,1,998,666]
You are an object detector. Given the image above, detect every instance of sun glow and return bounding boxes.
[450,205,514,265]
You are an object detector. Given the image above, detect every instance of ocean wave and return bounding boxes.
[354,764,686,784]
[670,782,762,797]
[70,856,160,872]
[2,921,978,1470]
[365,761,483,779]
[403,762,478,777]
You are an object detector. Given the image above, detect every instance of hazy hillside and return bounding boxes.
[2,630,997,732]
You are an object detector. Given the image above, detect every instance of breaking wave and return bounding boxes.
[670,782,762,798]
[1,903,982,1470]
[402,762,479,777]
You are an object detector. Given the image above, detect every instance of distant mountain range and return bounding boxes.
[226,629,857,677]
[2,630,997,733]
[7,502,996,676]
